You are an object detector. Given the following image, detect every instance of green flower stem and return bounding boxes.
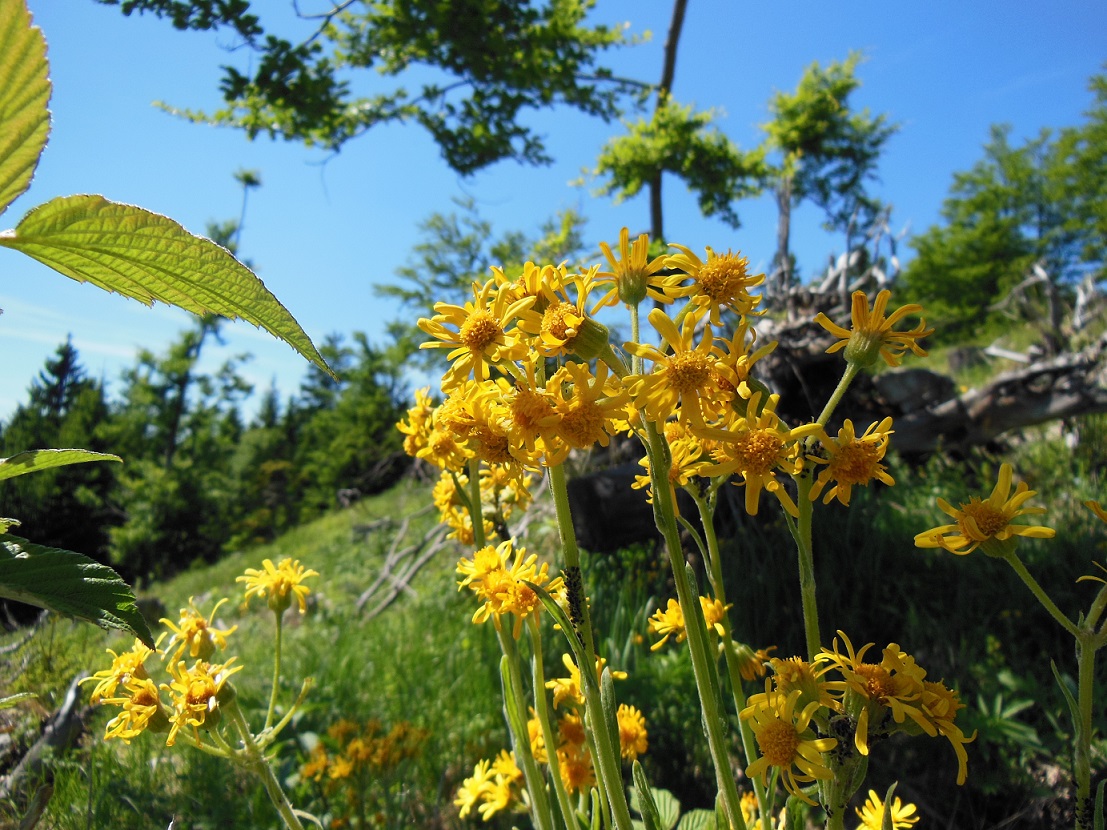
[225,699,306,830]
[812,362,862,435]
[629,304,642,376]
[548,462,597,663]
[265,611,284,731]
[787,472,822,661]
[688,488,769,824]
[468,456,487,550]
[528,615,577,830]
[497,628,556,830]
[646,423,747,830]
[548,464,634,830]
[999,550,1080,639]
[1074,636,1097,829]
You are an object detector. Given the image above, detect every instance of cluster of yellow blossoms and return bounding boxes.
[737,632,974,806]
[84,557,316,748]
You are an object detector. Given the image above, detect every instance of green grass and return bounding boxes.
[4,413,1106,829]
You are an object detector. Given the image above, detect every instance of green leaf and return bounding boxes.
[631,762,664,830]
[0,195,335,379]
[676,810,715,830]
[0,533,154,646]
[0,448,121,482]
[0,0,50,217]
[1,691,36,710]
[1094,778,1105,830]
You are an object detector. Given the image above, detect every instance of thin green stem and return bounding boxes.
[645,423,746,830]
[528,615,577,830]
[265,611,284,731]
[548,462,597,663]
[811,362,862,438]
[629,304,643,376]
[790,472,821,660]
[1074,636,1097,829]
[468,456,487,550]
[688,487,769,825]
[225,699,306,830]
[1000,550,1080,638]
[497,628,556,830]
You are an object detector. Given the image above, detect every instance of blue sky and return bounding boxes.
[2,0,1105,421]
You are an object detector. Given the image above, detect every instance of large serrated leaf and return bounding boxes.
[0,0,50,217]
[0,448,121,482]
[0,533,154,646]
[0,194,335,378]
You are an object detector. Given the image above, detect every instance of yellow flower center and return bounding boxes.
[755,719,799,767]
[697,254,749,302]
[542,302,580,344]
[459,311,502,351]
[829,442,881,484]
[738,429,785,474]
[133,685,159,707]
[558,400,606,449]
[186,675,217,707]
[855,665,895,701]
[510,388,555,432]
[472,425,513,465]
[956,498,1009,539]
[667,351,713,394]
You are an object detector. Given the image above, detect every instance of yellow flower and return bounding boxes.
[919,679,975,785]
[814,289,933,369]
[732,643,778,682]
[818,632,934,758]
[551,360,629,451]
[626,307,725,428]
[768,656,838,711]
[557,743,595,794]
[596,227,670,308]
[456,540,563,638]
[633,424,710,500]
[855,789,920,829]
[238,557,319,615]
[809,418,895,506]
[517,268,612,360]
[699,392,824,517]
[162,658,242,747]
[454,759,494,819]
[616,704,649,760]
[546,653,626,708]
[100,677,168,743]
[396,386,436,458]
[913,463,1055,556]
[300,744,329,781]
[82,638,153,703]
[740,689,837,805]
[418,278,537,387]
[664,244,764,325]
[647,598,686,650]
[161,597,237,664]
[527,713,547,763]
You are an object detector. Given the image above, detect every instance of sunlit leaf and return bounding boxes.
[0,533,154,646]
[0,448,121,482]
[0,0,51,216]
[0,194,335,378]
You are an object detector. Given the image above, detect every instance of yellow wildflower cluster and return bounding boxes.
[456,539,564,638]
[85,559,317,750]
[454,750,527,821]
[300,718,427,822]
[739,632,974,805]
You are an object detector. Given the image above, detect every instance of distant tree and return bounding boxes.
[95,0,640,175]
[292,333,406,514]
[901,73,1106,349]
[0,338,118,559]
[377,197,588,369]
[105,323,252,577]
[759,53,898,294]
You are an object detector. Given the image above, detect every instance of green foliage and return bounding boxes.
[763,52,897,233]
[902,74,1107,343]
[593,99,767,229]
[99,0,640,174]
[0,533,153,645]
[378,198,589,368]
